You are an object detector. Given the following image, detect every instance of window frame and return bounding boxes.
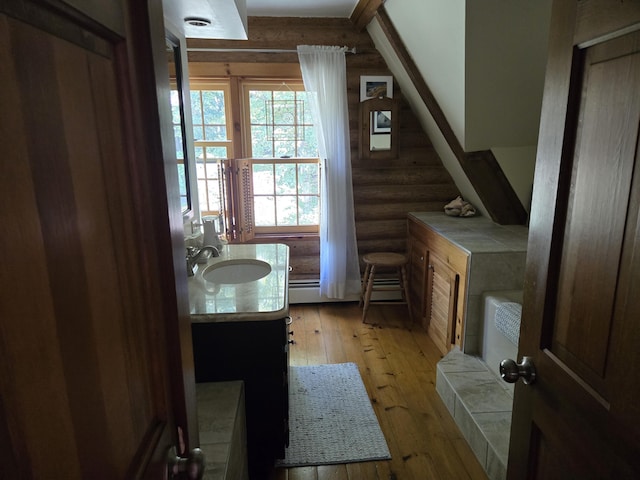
[249,157,320,235]
[189,80,233,218]
[241,80,317,160]
[189,77,321,241]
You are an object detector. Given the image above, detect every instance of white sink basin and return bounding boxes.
[202,259,271,284]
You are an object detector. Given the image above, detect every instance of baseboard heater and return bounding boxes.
[288,278,403,304]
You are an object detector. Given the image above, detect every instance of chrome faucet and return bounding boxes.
[186,246,220,276]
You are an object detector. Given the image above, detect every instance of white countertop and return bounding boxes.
[189,243,289,322]
[409,212,529,254]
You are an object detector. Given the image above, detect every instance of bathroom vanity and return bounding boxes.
[188,243,290,477]
[407,212,528,355]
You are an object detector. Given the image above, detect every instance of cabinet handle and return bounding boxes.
[288,330,294,336]
[288,339,295,345]
[428,264,434,270]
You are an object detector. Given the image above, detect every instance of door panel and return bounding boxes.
[0,1,192,478]
[509,1,640,478]
[553,33,640,389]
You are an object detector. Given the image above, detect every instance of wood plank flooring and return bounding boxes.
[268,302,488,480]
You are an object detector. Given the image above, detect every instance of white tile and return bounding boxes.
[454,396,488,468]
[437,350,487,373]
[447,371,513,414]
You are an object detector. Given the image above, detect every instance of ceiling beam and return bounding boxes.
[350,0,383,31]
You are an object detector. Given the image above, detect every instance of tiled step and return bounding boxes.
[197,381,249,480]
[436,349,513,480]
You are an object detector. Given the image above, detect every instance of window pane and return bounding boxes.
[273,125,295,141]
[248,86,318,159]
[274,90,294,101]
[254,196,275,226]
[192,124,204,142]
[276,195,297,225]
[198,179,207,209]
[300,92,315,123]
[249,91,270,123]
[204,126,227,141]
[275,163,296,194]
[207,182,220,211]
[205,146,227,159]
[251,126,272,157]
[273,101,296,125]
[202,91,226,124]
[273,140,294,158]
[298,195,319,225]
[191,91,203,124]
[299,127,319,157]
[298,164,319,194]
[195,147,205,177]
[252,164,274,195]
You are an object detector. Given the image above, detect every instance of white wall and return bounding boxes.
[492,146,536,214]
[369,0,552,216]
[384,0,467,147]
[465,0,552,151]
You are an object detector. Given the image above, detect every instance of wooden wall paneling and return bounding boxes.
[187,16,460,282]
[187,17,373,52]
[353,184,459,203]
[355,202,440,220]
[252,236,320,280]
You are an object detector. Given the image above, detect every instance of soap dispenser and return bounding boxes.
[201,216,222,250]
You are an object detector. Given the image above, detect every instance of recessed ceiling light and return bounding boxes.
[184,17,212,27]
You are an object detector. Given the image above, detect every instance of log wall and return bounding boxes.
[187,17,459,281]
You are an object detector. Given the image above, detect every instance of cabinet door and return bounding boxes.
[192,318,288,476]
[407,234,429,324]
[426,253,460,355]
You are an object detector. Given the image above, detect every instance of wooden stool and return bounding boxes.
[359,252,412,323]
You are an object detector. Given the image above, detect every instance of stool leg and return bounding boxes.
[400,264,412,322]
[360,263,372,307]
[362,265,376,323]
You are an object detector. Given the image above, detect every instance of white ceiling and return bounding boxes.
[163,0,359,40]
[246,0,359,18]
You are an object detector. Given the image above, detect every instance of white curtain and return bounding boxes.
[297,45,361,299]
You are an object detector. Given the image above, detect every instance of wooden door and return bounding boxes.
[426,253,459,356]
[0,1,196,478]
[509,1,640,478]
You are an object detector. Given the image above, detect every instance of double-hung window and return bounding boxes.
[190,78,320,242]
[190,81,232,219]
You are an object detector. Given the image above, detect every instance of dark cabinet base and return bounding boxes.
[192,318,289,477]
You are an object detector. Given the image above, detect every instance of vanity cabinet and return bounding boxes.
[191,317,290,477]
[407,215,469,354]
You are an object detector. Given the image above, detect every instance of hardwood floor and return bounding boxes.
[268,302,488,480]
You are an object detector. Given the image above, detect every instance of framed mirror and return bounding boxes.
[359,96,398,160]
[166,30,197,220]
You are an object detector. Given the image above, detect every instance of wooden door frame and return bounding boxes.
[113,0,199,455]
